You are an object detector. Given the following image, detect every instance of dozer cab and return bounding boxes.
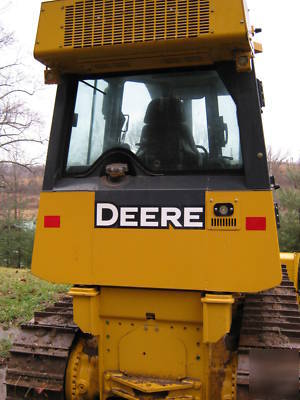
[5,1,300,399]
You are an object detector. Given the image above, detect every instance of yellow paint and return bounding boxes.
[32,190,281,293]
[104,372,202,400]
[68,286,236,400]
[201,295,234,343]
[34,0,252,75]
[69,286,101,335]
[65,337,99,400]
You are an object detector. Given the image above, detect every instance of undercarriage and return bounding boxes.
[5,266,300,400]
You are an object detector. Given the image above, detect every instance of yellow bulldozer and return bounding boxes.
[5,0,300,399]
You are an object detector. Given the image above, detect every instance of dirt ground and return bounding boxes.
[0,366,6,399]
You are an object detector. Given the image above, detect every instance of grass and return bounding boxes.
[0,267,70,328]
[0,338,11,359]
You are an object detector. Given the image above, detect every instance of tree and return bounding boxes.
[278,165,300,252]
[0,21,43,267]
[0,24,42,170]
[0,218,35,268]
[0,161,38,268]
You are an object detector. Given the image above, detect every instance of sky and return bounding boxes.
[0,0,299,162]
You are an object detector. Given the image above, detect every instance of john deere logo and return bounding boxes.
[95,203,205,229]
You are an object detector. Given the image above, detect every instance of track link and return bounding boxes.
[5,296,78,399]
[237,265,300,399]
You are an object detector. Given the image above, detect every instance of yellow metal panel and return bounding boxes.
[32,190,281,292]
[69,287,101,334]
[31,191,94,283]
[280,252,300,293]
[119,325,187,379]
[34,0,252,74]
[35,2,65,55]
[201,294,234,343]
[98,287,203,323]
[207,195,240,231]
[68,286,236,400]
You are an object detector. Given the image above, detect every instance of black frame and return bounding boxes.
[43,62,270,191]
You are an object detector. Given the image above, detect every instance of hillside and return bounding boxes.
[0,161,298,220]
[0,165,44,220]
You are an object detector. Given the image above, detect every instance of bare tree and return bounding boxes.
[0,24,42,171]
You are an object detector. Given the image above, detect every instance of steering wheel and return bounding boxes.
[196,145,209,157]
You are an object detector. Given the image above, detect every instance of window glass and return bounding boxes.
[192,98,209,151]
[66,70,243,173]
[121,82,151,153]
[218,96,241,161]
[67,80,108,169]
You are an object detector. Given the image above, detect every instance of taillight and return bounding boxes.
[44,216,60,228]
[246,217,266,231]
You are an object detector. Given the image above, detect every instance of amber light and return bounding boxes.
[44,216,60,228]
[246,217,266,231]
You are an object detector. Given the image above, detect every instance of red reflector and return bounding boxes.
[44,216,60,228]
[246,217,266,231]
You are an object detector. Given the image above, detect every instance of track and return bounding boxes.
[237,265,300,399]
[5,296,77,400]
[5,268,300,399]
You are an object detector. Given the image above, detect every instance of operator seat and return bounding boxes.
[137,97,200,171]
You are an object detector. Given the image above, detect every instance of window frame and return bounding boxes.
[43,63,270,190]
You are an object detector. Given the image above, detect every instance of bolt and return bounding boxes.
[77,380,88,394]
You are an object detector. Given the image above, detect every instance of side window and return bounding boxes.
[121,82,151,153]
[218,95,242,164]
[192,98,209,149]
[66,80,108,170]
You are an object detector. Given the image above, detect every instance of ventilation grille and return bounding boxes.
[64,0,210,48]
[211,218,237,228]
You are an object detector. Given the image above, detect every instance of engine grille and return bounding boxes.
[211,218,237,228]
[64,0,210,48]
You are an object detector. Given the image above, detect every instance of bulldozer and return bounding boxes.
[5,0,300,399]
